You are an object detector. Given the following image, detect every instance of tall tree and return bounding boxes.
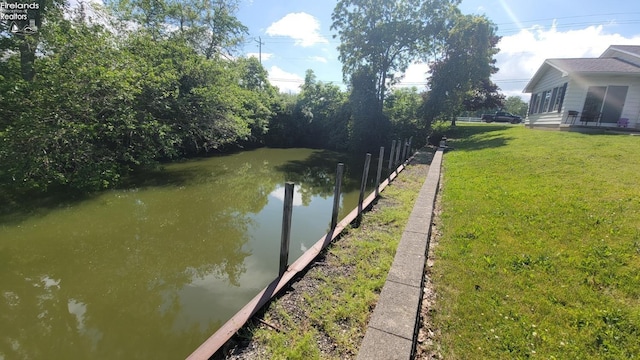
[107,0,247,57]
[331,0,458,112]
[348,67,390,153]
[384,87,428,147]
[0,9,264,193]
[424,13,503,125]
[167,0,247,58]
[234,56,278,142]
[296,69,349,149]
[0,0,65,81]
[0,18,179,192]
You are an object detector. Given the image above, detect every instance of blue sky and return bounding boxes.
[236,0,640,99]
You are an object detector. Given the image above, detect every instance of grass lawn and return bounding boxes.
[432,124,640,359]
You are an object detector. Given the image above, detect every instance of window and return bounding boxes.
[548,87,558,112]
[529,93,540,115]
[553,84,566,113]
[541,90,551,113]
[530,83,567,114]
[536,91,546,113]
[580,85,628,123]
[581,86,606,122]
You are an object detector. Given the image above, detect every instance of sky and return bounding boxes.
[235,0,640,100]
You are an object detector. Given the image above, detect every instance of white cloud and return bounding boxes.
[270,185,303,206]
[268,66,304,94]
[266,12,329,47]
[309,56,328,63]
[247,52,273,61]
[495,22,640,99]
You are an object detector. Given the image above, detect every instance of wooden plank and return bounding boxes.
[375,147,384,198]
[330,163,345,230]
[357,153,372,226]
[388,140,396,170]
[279,182,294,276]
[395,140,401,169]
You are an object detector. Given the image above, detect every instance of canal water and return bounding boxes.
[0,148,380,359]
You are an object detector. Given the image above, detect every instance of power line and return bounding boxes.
[494,12,640,27]
[255,36,265,64]
[248,12,640,43]
[257,11,639,89]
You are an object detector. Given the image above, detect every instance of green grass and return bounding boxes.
[247,163,426,359]
[432,124,640,359]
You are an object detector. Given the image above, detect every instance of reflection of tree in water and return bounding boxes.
[0,209,251,358]
[0,149,296,359]
[277,149,391,206]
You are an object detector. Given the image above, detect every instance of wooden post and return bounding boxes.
[357,153,372,226]
[279,182,294,276]
[402,139,408,162]
[394,140,401,170]
[408,137,413,157]
[330,163,344,230]
[388,140,396,171]
[375,147,384,197]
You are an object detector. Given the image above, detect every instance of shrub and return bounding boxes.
[427,120,451,146]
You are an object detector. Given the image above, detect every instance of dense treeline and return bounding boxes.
[0,0,503,195]
[0,0,281,193]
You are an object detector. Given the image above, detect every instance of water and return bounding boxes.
[0,148,377,359]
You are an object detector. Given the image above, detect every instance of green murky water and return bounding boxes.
[0,148,378,359]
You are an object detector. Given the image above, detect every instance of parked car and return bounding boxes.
[481,111,522,124]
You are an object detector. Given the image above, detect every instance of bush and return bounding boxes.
[427,120,451,146]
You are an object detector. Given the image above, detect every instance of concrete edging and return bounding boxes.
[356,147,444,360]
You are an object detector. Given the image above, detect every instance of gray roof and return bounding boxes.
[523,46,640,93]
[607,45,640,57]
[546,57,640,74]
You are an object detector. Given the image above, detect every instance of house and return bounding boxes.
[523,45,640,130]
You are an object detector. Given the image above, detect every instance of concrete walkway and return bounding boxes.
[356,146,444,360]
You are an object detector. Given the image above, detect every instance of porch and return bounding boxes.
[558,123,640,135]
[557,108,640,134]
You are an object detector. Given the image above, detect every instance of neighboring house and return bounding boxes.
[523,45,640,129]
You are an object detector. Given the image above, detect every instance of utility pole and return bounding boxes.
[255,37,265,64]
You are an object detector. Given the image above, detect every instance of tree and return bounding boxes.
[167,0,248,59]
[503,95,529,117]
[331,0,458,152]
[424,13,503,125]
[234,56,279,143]
[0,0,66,81]
[263,93,300,148]
[331,0,458,113]
[348,67,390,153]
[0,18,179,192]
[264,70,350,150]
[0,8,265,193]
[296,70,349,149]
[384,87,428,148]
[107,0,248,58]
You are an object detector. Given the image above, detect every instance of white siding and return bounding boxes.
[559,79,584,123]
[525,66,567,126]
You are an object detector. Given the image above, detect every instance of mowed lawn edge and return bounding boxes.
[431,124,640,359]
